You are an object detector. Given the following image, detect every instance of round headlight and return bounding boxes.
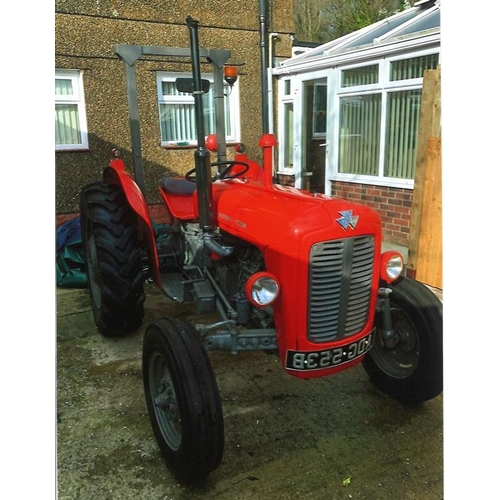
[380,251,404,282]
[245,272,280,308]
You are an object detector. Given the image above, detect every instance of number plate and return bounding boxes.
[285,331,374,371]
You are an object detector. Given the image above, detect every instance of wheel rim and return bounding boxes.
[149,351,182,451]
[86,234,102,308]
[370,307,420,379]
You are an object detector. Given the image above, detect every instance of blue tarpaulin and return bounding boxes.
[56,217,88,288]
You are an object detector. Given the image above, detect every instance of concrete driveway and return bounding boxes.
[57,284,443,500]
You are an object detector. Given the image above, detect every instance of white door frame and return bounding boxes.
[292,68,334,191]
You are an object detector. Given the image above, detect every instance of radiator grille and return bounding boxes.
[308,236,375,343]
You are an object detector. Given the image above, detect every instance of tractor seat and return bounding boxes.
[160,177,197,196]
[160,177,197,220]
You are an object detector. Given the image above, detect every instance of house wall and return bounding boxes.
[330,182,412,247]
[55,0,294,216]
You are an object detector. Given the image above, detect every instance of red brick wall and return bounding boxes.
[330,181,412,247]
[56,204,172,228]
[56,213,78,227]
[148,204,172,225]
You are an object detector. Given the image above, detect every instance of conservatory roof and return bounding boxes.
[275,0,440,74]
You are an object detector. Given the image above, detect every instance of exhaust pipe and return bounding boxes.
[186,17,233,258]
[186,16,213,234]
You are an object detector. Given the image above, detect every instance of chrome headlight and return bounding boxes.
[380,251,404,282]
[245,272,280,308]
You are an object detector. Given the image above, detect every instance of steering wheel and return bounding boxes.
[185,160,250,182]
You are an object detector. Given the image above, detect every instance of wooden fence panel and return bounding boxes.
[414,137,442,288]
[407,66,442,289]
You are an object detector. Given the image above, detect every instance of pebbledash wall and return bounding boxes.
[55,0,294,226]
[56,0,432,250]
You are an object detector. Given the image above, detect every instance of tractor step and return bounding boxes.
[160,266,207,304]
[160,272,187,302]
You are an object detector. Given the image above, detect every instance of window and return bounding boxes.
[55,70,88,151]
[333,51,439,188]
[278,78,295,172]
[338,94,381,176]
[341,64,379,87]
[384,89,422,179]
[283,102,294,168]
[312,84,327,137]
[157,72,240,146]
[390,54,439,82]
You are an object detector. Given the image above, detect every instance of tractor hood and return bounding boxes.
[215,181,382,255]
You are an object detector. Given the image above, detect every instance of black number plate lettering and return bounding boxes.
[285,331,374,371]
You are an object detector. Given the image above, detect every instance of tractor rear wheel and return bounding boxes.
[79,181,145,336]
[362,277,443,404]
[142,317,224,484]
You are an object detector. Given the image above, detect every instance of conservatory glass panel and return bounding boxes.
[313,84,327,135]
[384,89,422,179]
[284,79,291,95]
[341,64,378,87]
[390,54,439,81]
[338,94,381,175]
[283,102,294,168]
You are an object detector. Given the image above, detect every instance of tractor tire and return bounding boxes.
[79,181,145,337]
[143,317,224,484]
[362,276,443,404]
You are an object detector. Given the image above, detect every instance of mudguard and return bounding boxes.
[103,157,161,286]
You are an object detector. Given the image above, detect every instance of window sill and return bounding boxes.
[56,148,91,153]
[330,175,414,190]
[161,144,196,150]
[161,141,240,150]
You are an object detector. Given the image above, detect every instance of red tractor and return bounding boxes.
[79,17,442,484]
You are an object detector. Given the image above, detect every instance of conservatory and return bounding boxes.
[273,0,440,195]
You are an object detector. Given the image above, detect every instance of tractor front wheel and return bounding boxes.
[142,317,224,484]
[79,181,145,336]
[362,277,443,404]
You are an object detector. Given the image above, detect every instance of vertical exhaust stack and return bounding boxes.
[186,16,213,234]
[186,17,233,258]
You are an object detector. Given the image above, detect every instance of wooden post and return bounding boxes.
[407,66,441,284]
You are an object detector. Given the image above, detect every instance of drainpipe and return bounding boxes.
[259,0,269,135]
[268,32,278,175]
[268,32,278,135]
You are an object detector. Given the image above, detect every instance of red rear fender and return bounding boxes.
[103,160,160,285]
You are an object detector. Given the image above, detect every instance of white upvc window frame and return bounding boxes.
[328,48,439,189]
[157,71,240,147]
[277,77,295,174]
[55,69,89,151]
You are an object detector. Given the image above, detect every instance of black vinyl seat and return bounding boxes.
[160,177,197,196]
